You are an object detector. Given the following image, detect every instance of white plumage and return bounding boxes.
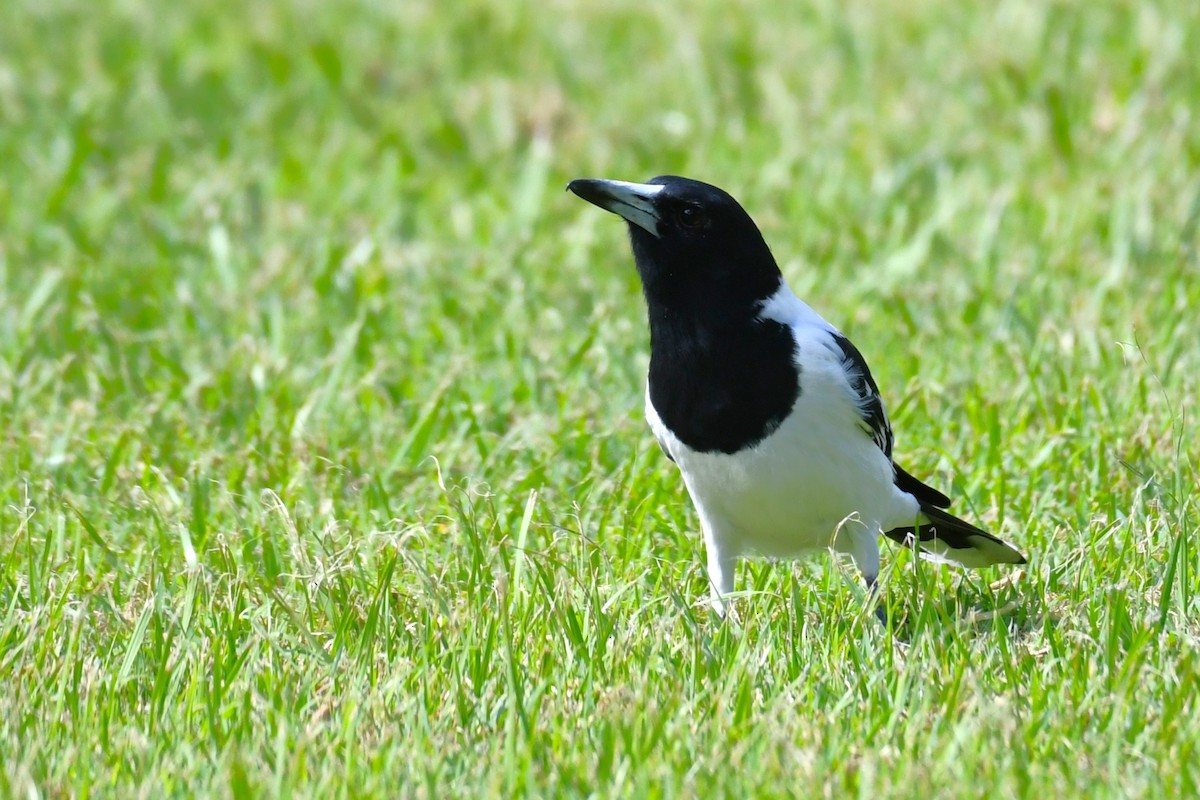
[646,284,920,614]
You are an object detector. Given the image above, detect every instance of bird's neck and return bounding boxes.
[643,268,792,387]
[641,272,783,344]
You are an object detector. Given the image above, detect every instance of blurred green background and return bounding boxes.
[2,0,1199,796]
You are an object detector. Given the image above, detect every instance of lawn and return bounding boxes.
[2,0,1199,796]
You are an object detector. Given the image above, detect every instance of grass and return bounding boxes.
[2,0,1199,795]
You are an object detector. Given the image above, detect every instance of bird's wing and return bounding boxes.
[826,331,955,509]
[654,432,676,462]
[828,333,894,460]
[644,385,676,462]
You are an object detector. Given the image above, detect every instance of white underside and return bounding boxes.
[645,338,921,559]
[645,287,924,606]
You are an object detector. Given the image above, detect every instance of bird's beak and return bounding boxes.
[567,178,664,237]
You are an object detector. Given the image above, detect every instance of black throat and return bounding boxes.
[645,280,800,455]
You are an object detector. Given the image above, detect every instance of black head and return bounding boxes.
[568,175,798,454]
[567,175,782,312]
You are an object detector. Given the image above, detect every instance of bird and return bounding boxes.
[567,175,1026,621]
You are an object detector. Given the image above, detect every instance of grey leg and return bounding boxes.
[833,523,886,624]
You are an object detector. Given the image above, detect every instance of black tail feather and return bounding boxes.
[892,463,951,508]
[885,504,1027,567]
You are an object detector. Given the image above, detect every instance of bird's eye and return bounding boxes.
[677,205,708,229]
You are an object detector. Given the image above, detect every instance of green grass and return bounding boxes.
[2,0,1199,795]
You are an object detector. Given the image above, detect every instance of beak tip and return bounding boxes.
[567,178,662,237]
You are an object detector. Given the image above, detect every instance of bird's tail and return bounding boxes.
[884,505,1027,568]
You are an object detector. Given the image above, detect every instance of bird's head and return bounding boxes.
[567,175,782,311]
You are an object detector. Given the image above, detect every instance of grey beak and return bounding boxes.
[567,178,665,237]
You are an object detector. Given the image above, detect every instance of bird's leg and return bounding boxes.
[704,538,737,621]
[834,524,885,624]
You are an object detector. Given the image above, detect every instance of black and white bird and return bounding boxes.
[567,175,1026,620]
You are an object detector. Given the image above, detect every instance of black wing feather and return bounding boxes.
[830,334,957,508]
[830,333,894,459]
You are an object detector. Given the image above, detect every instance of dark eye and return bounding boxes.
[677,205,708,229]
